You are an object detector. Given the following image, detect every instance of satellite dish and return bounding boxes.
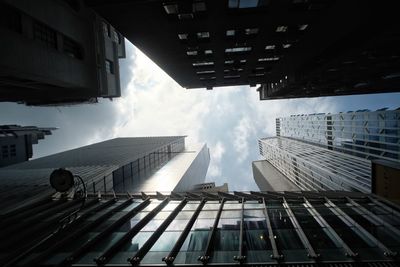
[50,168,74,192]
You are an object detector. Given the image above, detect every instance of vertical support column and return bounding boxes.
[95,197,170,265]
[129,198,188,264]
[234,198,245,263]
[198,198,225,264]
[303,197,357,258]
[282,197,319,259]
[325,197,396,257]
[163,199,206,264]
[263,198,282,260]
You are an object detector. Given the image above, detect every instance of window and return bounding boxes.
[192,61,214,67]
[178,33,188,40]
[258,56,279,62]
[105,60,114,74]
[102,21,110,37]
[192,1,206,12]
[240,59,247,63]
[224,75,240,79]
[200,76,216,80]
[113,31,121,44]
[196,70,215,74]
[178,13,194,20]
[276,25,288,32]
[245,28,259,35]
[226,29,235,36]
[265,45,275,50]
[204,49,213,55]
[196,32,210,39]
[228,0,268,9]
[1,145,8,159]
[33,22,57,49]
[163,3,178,14]
[63,36,82,59]
[187,50,198,56]
[299,24,308,31]
[283,43,292,48]
[225,47,252,53]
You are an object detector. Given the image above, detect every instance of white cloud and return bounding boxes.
[208,141,225,178]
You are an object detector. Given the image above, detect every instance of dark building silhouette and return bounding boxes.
[0,125,56,167]
[86,0,400,98]
[0,0,125,105]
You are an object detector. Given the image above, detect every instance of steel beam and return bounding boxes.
[163,199,206,264]
[58,198,151,266]
[346,197,400,239]
[303,197,357,258]
[282,197,319,259]
[2,198,115,267]
[22,198,132,267]
[94,197,170,265]
[367,196,400,218]
[325,197,397,257]
[198,198,225,264]
[263,198,282,260]
[129,198,188,264]
[233,198,245,263]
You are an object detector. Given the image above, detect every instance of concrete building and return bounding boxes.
[86,0,400,97]
[252,160,299,191]
[0,125,56,167]
[0,136,210,210]
[192,182,229,192]
[0,0,125,105]
[258,137,371,193]
[1,190,400,266]
[276,108,400,163]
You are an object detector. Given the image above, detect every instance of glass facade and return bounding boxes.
[1,191,399,266]
[259,137,371,192]
[277,109,400,163]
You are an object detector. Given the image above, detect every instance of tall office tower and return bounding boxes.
[0,125,56,167]
[258,137,371,193]
[0,136,210,210]
[277,108,400,163]
[192,182,229,192]
[0,0,125,105]
[1,190,400,266]
[85,1,400,97]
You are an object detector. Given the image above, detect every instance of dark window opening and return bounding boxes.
[105,60,114,74]
[63,36,83,59]
[33,22,57,49]
[228,0,269,9]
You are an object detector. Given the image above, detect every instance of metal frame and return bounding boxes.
[346,197,400,239]
[324,197,397,257]
[303,197,357,258]
[129,198,188,264]
[198,198,225,264]
[94,197,170,265]
[233,198,246,263]
[2,197,116,267]
[163,198,206,264]
[262,197,282,260]
[58,198,151,266]
[23,197,133,266]
[282,197,319,259]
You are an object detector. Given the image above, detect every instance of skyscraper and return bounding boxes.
[0,125,56,167]
[276,108,400,163]
[0,0,125,105]
[258,137,371,193]
[86,0,400,97]
[0,136,210,210]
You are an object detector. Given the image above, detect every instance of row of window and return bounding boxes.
[1,144,16,159]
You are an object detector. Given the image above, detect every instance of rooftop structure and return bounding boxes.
[0,125,56,167]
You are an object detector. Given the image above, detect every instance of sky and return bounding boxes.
[1,41,400,191]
